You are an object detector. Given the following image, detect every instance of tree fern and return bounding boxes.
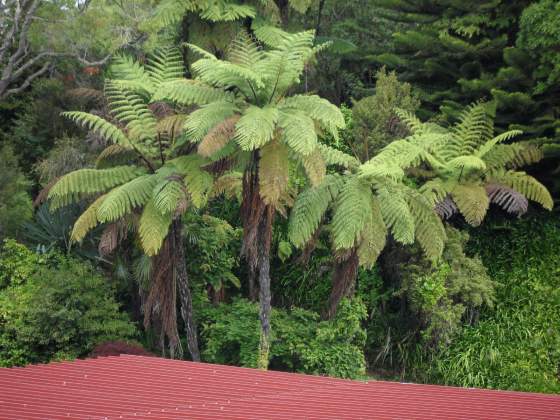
[70,194,108,243]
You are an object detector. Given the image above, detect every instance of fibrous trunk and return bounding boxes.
[143,220,200,361]
[241,153,274,369]
[322,248,360,320]
[172,220,201,362]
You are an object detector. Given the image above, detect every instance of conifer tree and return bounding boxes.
[373,0,560,147]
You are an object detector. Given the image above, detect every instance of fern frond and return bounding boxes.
[331,176,374,250]
[451,184,489,226]
[234,105,278,150]
[318,144,359,168]
[394,108,424,134]
[483,143,544,170]
[70,194,107,243]
[434,196,458,220]
[62,111,131,147]
[289,174,343,248]
[95,145,137,168]
[407,190,446,262]
[253,25,290,47]
[301,147,326,187]
[259,139,289,205]
[96,175,159,223]
[211,171,242,200]
[486,183,528,215]
[105,81,157,143]
[377,187,415,245]
[153,177,189,216]
[200,1,255,21]
[153,79,234,105]
[110,54,155,95]
[198,116,239,157]
[138,199,172,256]
[447,155,487,172]
[146,47,184,87]
[278,109,317,156]
[157,114,187,137]
[489,170,553,210]
[357,197,387,269]
[450,101,494,157]
[183,100,237,143]
[475,130,522,158]
[48,166,144,209]
[279,94,345,139]
[192,57,264,90]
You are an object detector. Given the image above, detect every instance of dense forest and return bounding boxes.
[0,0,559,394]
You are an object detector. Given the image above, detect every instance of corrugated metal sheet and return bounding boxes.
[0,355,558,419]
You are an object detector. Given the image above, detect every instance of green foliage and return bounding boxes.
[200,298,367,379]
[425,213,560,393]
[184,214,242,292]
[366,226,495,376]
[0,241,137,367]
[0,146,32,240]
[352,67,420,158]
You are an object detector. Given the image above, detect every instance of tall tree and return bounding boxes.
[47,48,213,360]
[156,29,345,368]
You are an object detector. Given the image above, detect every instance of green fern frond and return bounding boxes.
[153,80,234,105]
[138,199,172,256]
[357,197,387,269]
[48,166,144,209]
[278,110,317,156]
[105,81,157,143]
[289,174,343,248]
[451,184,489,226]
[377,187,415,244]
[183,100,237,143]
[96,175,159,223]
[70,194,108,243]
[483,143,544,170]
[279,94,345,139]
[62,111,131,147]
[317,144,359,168]
[394,108,424,134]
[475,129,522,158]
[331,176,374,250]
[110,55,155,94]
[153,178,189,216]
[200,1,255,21]
[146,47,184,87]
[407,190,446,262]
[490,170,553,210]
[234,105,278,150]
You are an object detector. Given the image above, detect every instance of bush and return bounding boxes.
[200,298,367,379]
[426,213,560,393]
[0,146,32,240]
[0,240,138,366]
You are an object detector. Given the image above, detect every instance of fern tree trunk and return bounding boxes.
[241,153,274,369]
[172,220,201,362]
[322,248,360,320]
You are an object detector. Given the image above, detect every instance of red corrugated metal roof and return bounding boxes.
[0,355,558,420]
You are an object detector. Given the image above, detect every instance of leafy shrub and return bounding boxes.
[0,146,32,240]
[425,213,560,393]
[0,240,137,366]
[200,298,367,379]
[365,227,495,376]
